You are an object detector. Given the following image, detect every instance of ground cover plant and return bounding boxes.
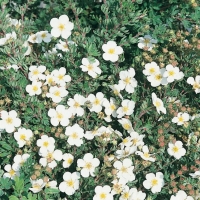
[0,0,199,199]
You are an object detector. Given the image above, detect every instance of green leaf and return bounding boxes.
[9,196,19,200]
[14,176,24,194]
[0,177,13,189]
[44,188,60,194]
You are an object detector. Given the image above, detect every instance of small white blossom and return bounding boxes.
[26,81,42,96]
[28,65,46,81]
[116,99,135,118]
[62,153,74,168]
[135,145,155,162]
[167,141,186,159]
[172,112,190,125]
[138,35,157,51]
[3,164,20,180]
[14,128,33,147]
[29,179,46,193]
[187,75,200,94]
[143,62,160,76]
[170,190,194,200]
[152,93,166,114]
[93,185,114,200]
[36,135,55,154]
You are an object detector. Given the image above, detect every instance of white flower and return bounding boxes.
[138,35,157,51]
[51,67,71,86]
[111,179,125,195]
[98,126,113,142]
[28,34,37,43]
[102,97,117,117]
[39,149,63,169]
[118,68,138,93]
[36,135,55,154]
[3,164,20,179]
[9,18,21,28]
[77,153,100,177]
[115,146,137,159]
[36,31,52,43]
[102,41,123,62]
[80,58,101,78]
[26,81,42,96]
[152,93,166,114]
[118,118,134,133]
[189,171,200,179]
[0,110,21,133]
[50,15,74,39]
[55,39,76,52]
[172,112,190,125]
[163,64,184,83]
[143,62,160,76]
[0,37,7,46]
[45,180,58,189]
[170,190,194,200]
[46,86,68,103]
[147,68,168,87]
[48,105,72,126]
[14,128,33,147]
[143,172,164,193]
[67,94,86,116]
[28,65,46,81]
[29,179,46,193]
[23,41,32,56]
[13,153,30,169]
[65,124,84,147]
[59,172,80,195]
[84,128,101,140]
[109,84,123,99]
[87,92,105,113]
[128,188,146,200]
[44,73,56,86]
[62,153,74,168]
[93,185,113,200]
[130,131,145,147]
[187,76,200,94]
[113,158,135,184]
[135,145,155,162]
[116,99,135,118]
[167,141,186,159]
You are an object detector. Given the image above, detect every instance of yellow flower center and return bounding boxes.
[155,74,162,80]
[108,48,115,54]
[56,112,63,120]
[178,116,184,122]
[100,193,107,199]
[149,68,155,74]
[43,141,49,147]
[124,77,131,84]
[172,146,179,153]
[123,138,128,144]
[85,162,92,169]
[144,38,150,45]
[151,179,158,186]
[113,89,119,95]
[94,98,100,105]
[123,123,130,130]
[48,77,53,84]
[6,117,13,124]
[110,104,116,111]
[41,33,47,38]
[66,179,74,187]
[123,106,129,112]
[67,158,73,165]
[74,102,80,108]
[33,69,39,75]
[169,70,175,76]
[155,101,161,107]
[144,152,150,158]
[132,138,138,145]
[87,64,94,71]
[32,85,38,92]
[58,24,65,31]
[58,74,64,80]
[193,82,200,89]
[123,192,129,198]
[71,132,78,139]
[47,153,54,160]
[20,134,26,140]
[54,90,60,97]
[9,169,15,176]
[121,166,127,173]
[33,183,41,190]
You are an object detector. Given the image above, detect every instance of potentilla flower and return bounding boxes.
[14,127,33,147]
[62,153,74,168]
[117,99,135,118]
[93,185,114,200]
[39,148,63,169]
[51,67,71,86]
[152,93,166,114]
[143,62,160,76]
[187,75,200,94]
[67,94,86,116]
[87,92,105,113]
[113,158,135,184]
[98,126,113,142]
[44,73,56,86]
[36,135,55,154]
[109,84,123,99]
[116,146,137,159]
[55,39,76,52]
[163,64,184,83]
[120,136,132,148]
[189,171,200,179]
[45,179,58,189]
[59,172,80,195]
[111,179,125,195]
[3,164,20,180]
[118,118,134,133]
[102,41,123,62]
[102,97,118,117]
[170,190,194,200]
[147,68,168,87]
[118,68,138,93]
[28,34,37,43]
[29,179,46,193]
[36,31,52,43]
[9,18,21,28]
[84,128,101,140]
[128,188,146,200]
[0,110,21,133]
[172,112,190,125]
[48,105,72,126]
[143,172,164,193]
[77,153,100,177]
[80,58,101,78]
[28,65,46,81]
[167,141,186,159]
[135,145,155,162]
[50,15,74,39]
[65,124,84,147]
[130,131,145,147]
[13,153,30,169]
[138,35,157,51]
[23,41,32,56]
[26,81,42,96]
[46,86,69,103]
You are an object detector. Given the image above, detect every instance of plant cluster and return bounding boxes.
[0,0,199,200]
